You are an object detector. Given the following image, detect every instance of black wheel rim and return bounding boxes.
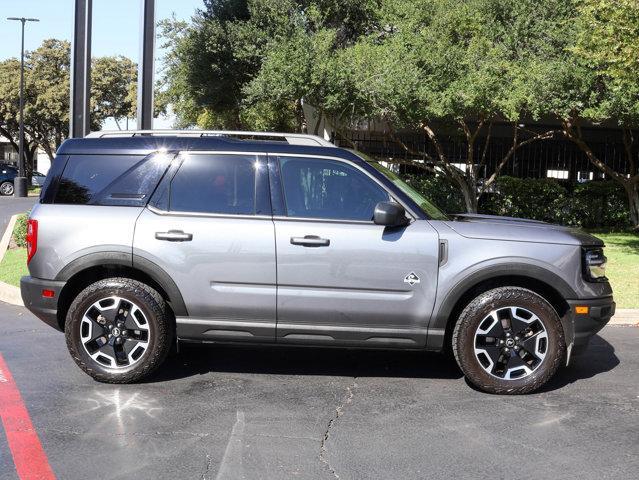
[473,306,548,380]
[80,296,151,369]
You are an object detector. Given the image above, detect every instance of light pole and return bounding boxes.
[7,17,39,198]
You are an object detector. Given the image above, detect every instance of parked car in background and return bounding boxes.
[31,171,47,187]
[20,130,615,394]
[0,163,17,196]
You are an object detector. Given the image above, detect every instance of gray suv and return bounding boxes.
[20,130,615,394]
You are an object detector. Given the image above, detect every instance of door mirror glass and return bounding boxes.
[373,201,408,227]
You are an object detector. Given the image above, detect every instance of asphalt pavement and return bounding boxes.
[0,301,637,480]
[0,196,37,236]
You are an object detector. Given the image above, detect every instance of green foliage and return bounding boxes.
[573,0,639,84]
[482,177,570,224]
[571,181,630,229]
[161,0,385,130]
[12,213,29,248]
[91,56,137,128]
[406,174,631,228]
[403,174,466,214]
[590,232,639,308]
[0,40,137,163]
[0,248,27,288]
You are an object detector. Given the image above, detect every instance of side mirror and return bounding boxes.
[373,201,409,227]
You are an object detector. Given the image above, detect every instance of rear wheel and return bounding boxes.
[453,287,565,394]
[0,181,14,196]
[65,278,173,383]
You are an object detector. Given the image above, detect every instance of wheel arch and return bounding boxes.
[55,252,187,330]
[427,264,575,351]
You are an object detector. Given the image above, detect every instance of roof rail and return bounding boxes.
[85,130,335,147]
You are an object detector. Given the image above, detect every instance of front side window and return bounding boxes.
[279,157,389,221]
[169,154,257,215]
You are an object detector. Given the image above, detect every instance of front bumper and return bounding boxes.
[566,296,615,354]
[20,276,66,331]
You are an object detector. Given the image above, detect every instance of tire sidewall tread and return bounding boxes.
[65,277,173,384]
[452,286,565,395]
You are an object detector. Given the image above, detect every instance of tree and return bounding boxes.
[92,56,137,130]
[0,39,137,171]
[515,0,639,228]
[0,58,40,170]
[160,0,381,131]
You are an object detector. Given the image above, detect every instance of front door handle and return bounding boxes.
[290,235,330,247]
[155,230,193,242]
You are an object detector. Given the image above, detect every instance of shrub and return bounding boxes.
[12,213,29,248]
[570,181,629,229]
[403,174,466,214]
[401,173,631,228]
[482,177,569,224]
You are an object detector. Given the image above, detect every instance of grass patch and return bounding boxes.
[590,232,639,309]
[0,248,27,288]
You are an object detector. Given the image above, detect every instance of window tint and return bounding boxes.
[279,157,389,221]
[169,154,256,215]
[54,154,172,206]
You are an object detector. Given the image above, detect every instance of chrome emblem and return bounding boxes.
[404,272,420,286]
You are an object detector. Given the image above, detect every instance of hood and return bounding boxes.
[445,214,603,246]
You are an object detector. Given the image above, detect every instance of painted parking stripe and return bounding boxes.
[0,353,56,480]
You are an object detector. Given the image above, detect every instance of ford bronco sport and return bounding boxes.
[20,130,615,394]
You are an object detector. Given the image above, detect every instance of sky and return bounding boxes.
[0,0,204,128]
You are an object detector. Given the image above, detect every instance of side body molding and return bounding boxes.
[55,251,188,316]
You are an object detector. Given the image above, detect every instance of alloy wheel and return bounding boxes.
[80,296,151,369]
[473,306,548,380]
[0,182,14,196]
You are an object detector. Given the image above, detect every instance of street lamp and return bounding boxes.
[7,17,40,198]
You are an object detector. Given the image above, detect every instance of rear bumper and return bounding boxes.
[20,276,66,331]
[567,296,615,353]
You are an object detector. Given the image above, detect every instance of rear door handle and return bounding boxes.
[155,230,193,242]
[290,235,330,247]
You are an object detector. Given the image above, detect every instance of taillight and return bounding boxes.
[26,219,38,264]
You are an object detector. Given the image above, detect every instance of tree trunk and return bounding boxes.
[624,182,639,230]
[456,177,478,213]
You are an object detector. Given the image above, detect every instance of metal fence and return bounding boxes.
[338,128,632,181]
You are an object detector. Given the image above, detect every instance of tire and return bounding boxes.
[65,277,174,383]
[0,181,14,196]
[452,287,565,395]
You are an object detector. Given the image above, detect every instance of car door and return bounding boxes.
[271,154,440,348]
[133,151,277,342]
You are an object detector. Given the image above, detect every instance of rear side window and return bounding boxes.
[53,153,173,206]
[169,154,256,215]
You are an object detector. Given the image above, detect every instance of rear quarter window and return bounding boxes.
[52,153,173,206]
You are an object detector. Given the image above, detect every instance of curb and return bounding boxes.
[0,281,23,306]
[0,214,24,306]
[0,214,18,263]
[609,309,639,326]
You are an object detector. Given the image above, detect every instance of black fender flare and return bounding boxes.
[426,262,576,350]
[55,251,188,316]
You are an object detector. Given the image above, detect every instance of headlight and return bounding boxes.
[583,248,607,282]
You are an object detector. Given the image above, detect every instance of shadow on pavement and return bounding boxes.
[539,334,620,392]
[149,334,619,390]
[149,343,463,383]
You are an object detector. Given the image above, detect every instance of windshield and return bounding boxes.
[365,161,448,220]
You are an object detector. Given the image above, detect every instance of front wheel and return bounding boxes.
[452,287,565,394]
[65,278,174,383]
